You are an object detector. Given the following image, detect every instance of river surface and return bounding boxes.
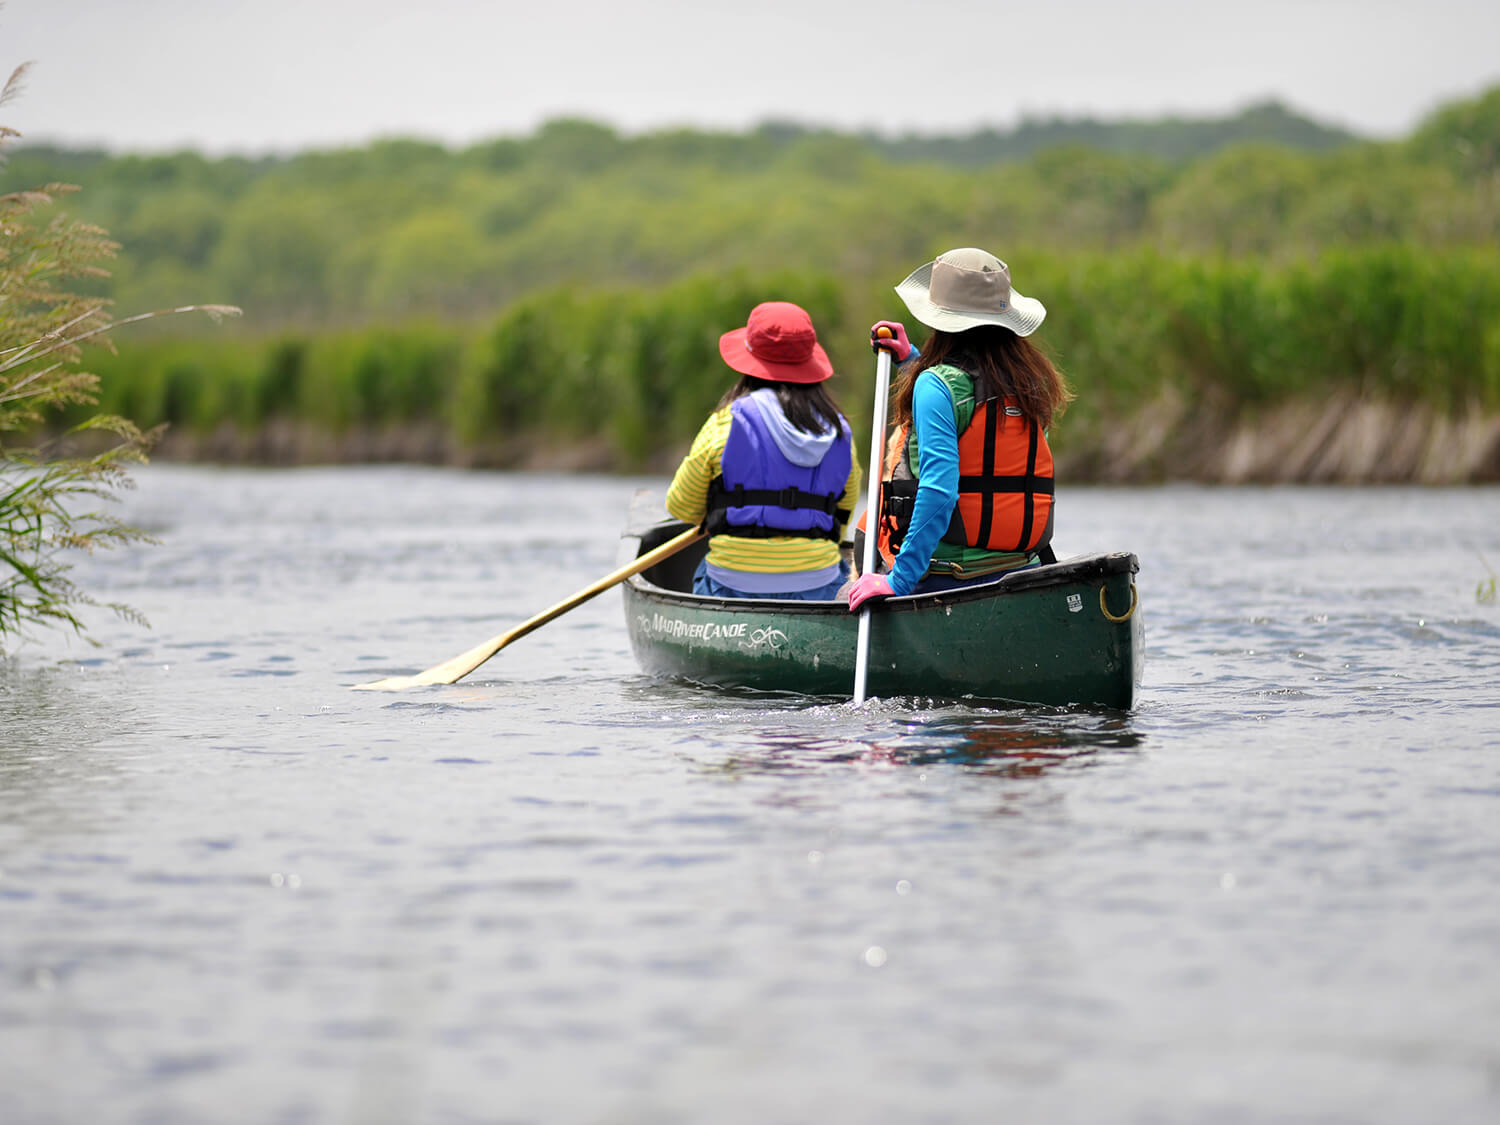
[2,466,1498,1125]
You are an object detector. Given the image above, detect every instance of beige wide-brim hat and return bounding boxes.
[894,247,1047,336]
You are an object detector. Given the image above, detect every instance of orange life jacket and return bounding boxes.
[883,394,1054,555]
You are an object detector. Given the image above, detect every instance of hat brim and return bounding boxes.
[894,260,1047,336]
[719,328,834,384]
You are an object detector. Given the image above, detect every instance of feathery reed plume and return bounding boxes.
[0,59,241,642]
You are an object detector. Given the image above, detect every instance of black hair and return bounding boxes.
[718,375,845,434]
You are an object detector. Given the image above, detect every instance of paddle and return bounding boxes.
[352,526,706,691]
[852,335,895,705]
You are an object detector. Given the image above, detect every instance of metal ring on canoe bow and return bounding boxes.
[1099,583,1138,622]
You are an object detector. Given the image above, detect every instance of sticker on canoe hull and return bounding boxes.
[742,626,789,652]
[638,612,789,652]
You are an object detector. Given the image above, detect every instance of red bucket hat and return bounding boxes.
[718,301,834,384]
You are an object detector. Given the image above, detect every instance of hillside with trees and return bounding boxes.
[5,88,1499,481]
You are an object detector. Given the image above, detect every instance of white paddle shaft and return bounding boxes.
[852,347,894,705]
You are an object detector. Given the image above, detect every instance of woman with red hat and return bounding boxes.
[847,248,1073,613]
[666,301,862,600]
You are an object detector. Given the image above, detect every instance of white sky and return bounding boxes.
[3,0,1498,154]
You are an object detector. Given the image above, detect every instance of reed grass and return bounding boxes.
[1,65,240,642]
[69,247,1500,472]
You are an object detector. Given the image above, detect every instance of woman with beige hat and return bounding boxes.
[667,301,862,599]
[847,248,1073,612]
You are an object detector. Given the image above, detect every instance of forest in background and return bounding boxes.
[6,88,1500,481]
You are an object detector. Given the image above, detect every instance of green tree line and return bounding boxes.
[13,86,1500,476]
[4,90,1496,328]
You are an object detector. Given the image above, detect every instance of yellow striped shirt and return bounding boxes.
[665,405,863,574]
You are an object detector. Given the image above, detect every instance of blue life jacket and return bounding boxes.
[704,396,852,541]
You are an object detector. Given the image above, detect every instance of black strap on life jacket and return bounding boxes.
[955,401,1054,551]
[703,476,849,541]
[881,476,918,551]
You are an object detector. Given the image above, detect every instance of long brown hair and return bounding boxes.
[718,375,846,435]
[891,325,1073,432]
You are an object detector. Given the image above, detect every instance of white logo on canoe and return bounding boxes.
[1066,593,1083,613]
[742,626,789,652]
[640,612,787,650]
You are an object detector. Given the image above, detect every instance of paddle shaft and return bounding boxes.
[353,526,706,691]
[488,526,705,651]
[853,347,894,705]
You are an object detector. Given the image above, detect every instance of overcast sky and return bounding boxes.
[4,0,1498,154]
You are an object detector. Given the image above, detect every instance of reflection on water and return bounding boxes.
[879,710,1143,774]
[689,704,1144,782]
[0,660,152,844]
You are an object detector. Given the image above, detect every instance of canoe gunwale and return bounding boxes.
[621,518,1138,616]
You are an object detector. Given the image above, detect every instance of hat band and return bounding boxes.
[747,335,815,364]
[928,262,1011,313]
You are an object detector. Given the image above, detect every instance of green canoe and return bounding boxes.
[619,516,1143,709]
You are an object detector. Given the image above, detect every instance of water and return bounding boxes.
[2,466,1498,1124]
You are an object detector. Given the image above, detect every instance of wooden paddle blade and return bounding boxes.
[350,526,705,692]
[351,672,446,691]
[351,631,509,690]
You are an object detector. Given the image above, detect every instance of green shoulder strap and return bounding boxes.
[907,364,977,477]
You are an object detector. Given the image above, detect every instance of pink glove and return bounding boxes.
[847,572,894,612]
[870,321,913,363]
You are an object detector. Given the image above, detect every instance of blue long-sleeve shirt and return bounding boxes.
[886,370,960,595]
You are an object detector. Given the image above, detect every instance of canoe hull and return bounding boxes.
[620,521,1142,709]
